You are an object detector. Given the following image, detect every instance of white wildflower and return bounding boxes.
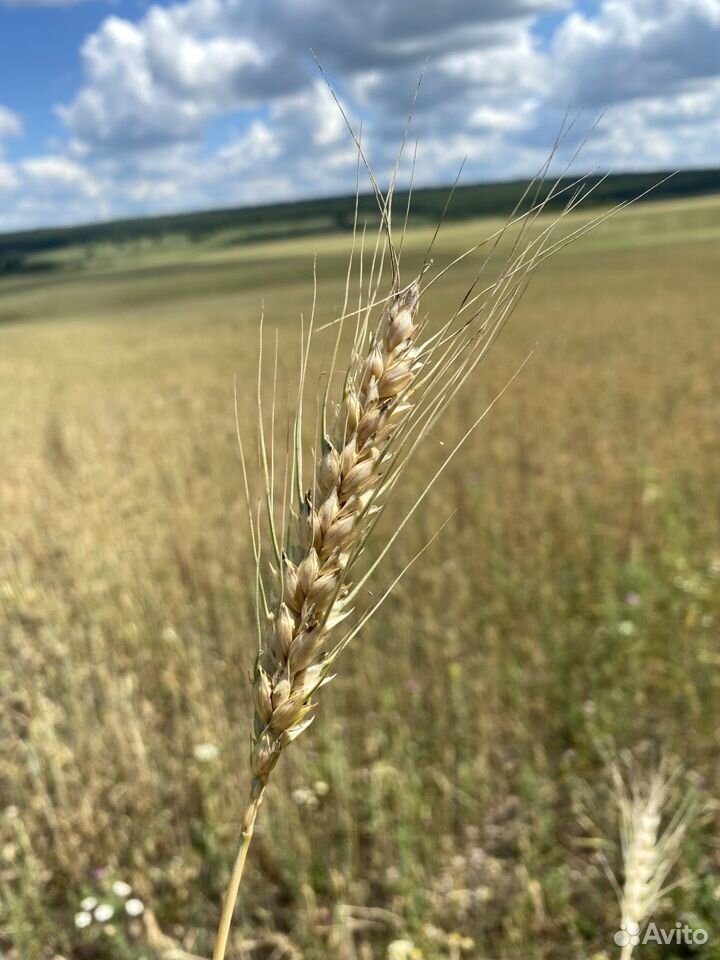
[125,897,145,917]
[291,787,318,808]
[112,880,132,897]
[80,896,97,912]
[94,903,114,923]
[193,742,219,762]
[74,911,93,929]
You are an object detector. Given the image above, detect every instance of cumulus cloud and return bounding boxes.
[59,13,228,152]
[0,110,105,228]
[1,0,720,229]
[0,152,108,231]
[568,77,720,170]
[58,1,310,153]
[213,82,359,200]
[550,0,720,106]
[58,0,567,154]
[21,155,101,197]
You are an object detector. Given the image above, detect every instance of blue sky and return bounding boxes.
[0,5,92,155]
[0,0,719,231]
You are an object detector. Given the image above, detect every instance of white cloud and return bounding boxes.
[58,15,212,151]
[0,152,106,231]
[1,0,720,230]
[550,0,720,106]
[0,106,22,143]
[58,0,307,153]
[58,0,568,155]
[0,163,19,192]
[568,77,720,170]
[21,155,101,197]
[0,107,22,196]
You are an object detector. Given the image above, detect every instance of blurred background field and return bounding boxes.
[1,190,720,959]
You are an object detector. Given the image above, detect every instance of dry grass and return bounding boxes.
[0,192,719,958]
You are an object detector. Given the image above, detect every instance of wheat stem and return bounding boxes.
[214,109,636,952]
[212,780,266,960]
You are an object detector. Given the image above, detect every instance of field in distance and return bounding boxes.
[0,192,719,959]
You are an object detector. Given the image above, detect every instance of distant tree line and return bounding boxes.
[1,167,719,277]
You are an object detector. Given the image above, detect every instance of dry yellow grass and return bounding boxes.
[0,195,719,958]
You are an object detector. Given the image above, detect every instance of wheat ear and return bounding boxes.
[213,280,424,959]
[613,759,694,960]
[212,124,640,958]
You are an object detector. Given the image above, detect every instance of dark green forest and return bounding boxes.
[2,167,719,276]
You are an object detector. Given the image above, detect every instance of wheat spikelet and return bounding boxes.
[612,758,694,960]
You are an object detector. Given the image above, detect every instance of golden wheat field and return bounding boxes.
[1,194,720,960]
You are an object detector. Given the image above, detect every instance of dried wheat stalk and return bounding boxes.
[612,758,695,960]
[212,122,647,959]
